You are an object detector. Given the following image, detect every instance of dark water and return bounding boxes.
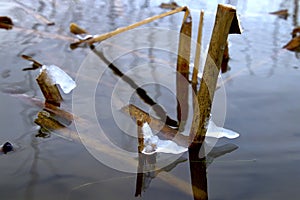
[1,0,300,199]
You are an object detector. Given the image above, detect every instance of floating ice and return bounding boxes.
[141,120,240,155]
[141,123,188,155]
[206,120,240,139]
[41,65,76,94]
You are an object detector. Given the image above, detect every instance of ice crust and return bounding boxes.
[141,121,240,155]
[41,65,76,94]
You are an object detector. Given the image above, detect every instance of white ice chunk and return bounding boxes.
[140,120,240,155]
[155,140,188,154]
[206,120,240,139]
[142,122,154,139]
[141,123,188,155]
[41,65,76,94]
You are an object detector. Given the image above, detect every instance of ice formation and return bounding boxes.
[141,121,240,155]
[141,123,188,155]
[41,65,76,94]
[206,120,240,139]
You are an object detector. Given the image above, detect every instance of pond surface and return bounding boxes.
[1,0,300,199]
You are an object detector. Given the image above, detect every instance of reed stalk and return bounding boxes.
[85,6,188,44]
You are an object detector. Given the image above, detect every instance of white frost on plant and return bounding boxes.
[41,65,76,94]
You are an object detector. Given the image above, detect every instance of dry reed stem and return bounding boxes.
[36,70,63,106]
[122,104,189,147]
[85,6,188,44]
[176,7,192,127]
[192,10,204,89]
[190,4,241,145]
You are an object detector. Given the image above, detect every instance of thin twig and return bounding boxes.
[85,6,188,44]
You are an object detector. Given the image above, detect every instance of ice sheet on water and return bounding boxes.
[41,65,76,94]
[141,123,188,155]
[141,120,240,155]
[206,120,240,139]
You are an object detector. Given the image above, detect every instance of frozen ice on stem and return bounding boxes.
[141,123,188,155]
[41,65,76,94]
[206,120,240,139]
[140,120,240,155]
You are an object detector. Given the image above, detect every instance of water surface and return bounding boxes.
[1,0,300,199]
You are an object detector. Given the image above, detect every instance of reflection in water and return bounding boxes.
[92,48,179,127]
[292,0,300,58]
[25,135,39,200]
[0,0,299,199]
[205,143,238,165]
[108,0,125,29]
[135,153,188,196]
[134,139,238,198]
[130,107,238,199]
[293,0,299,26]
[188,143,208,200]
[0,74,32,95]
[226,0,238,7]
[140,0,150,9]
[1,69,11,78]
[135,120,188,196]
[240,34,255,75]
